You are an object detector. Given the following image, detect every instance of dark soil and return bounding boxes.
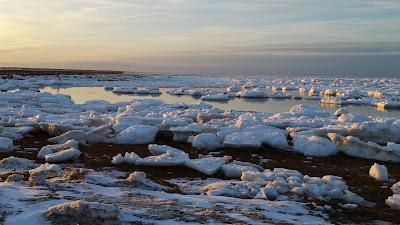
[3,130,400,224]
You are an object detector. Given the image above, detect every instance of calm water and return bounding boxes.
[41,87,400,118]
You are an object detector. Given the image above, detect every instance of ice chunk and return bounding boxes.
[192,133,221,151]
[39,122,75,136]
[111,152,140,165]
[369,163,388,182]
[126,171,146,183]
[0,137,14,152]
[135,151,188,166]
[236,89,268,98]
[148,144,186,156]
[44,147,81,163]
[46,200,120,225]
[348,122,400,144]
[29,163,62,185]
[222,124,287,149]
[270,92,289,98]
[221,163,259,178]
[125,171,170,191]
[161,117,193,129]
[292,134,338,157]
[111,153,124,165]
[287,104,331,118]
[386,194,400,210]
[387,142,400,154]
[386,181,400,210]
[241,171,267,181]
[338,113,369,123]
[113,86,136,94]
[112,116,143,133]
[86,124,112,144]
[185,157,227,175]
[334,108,350,117]
[242,125,289,149]
[256,185,280,200]
[328,133,400,162]
[201,93,229,101]
[81,100,110,113]
[48,130,87,144]
[320,97,345,105]
[124,152,140,164]
[110,125,158,144]
[235,114,263,128]
[201,181,262,198]
[38,140,79,159]
[0,156,37,174]
[223,131,262,148]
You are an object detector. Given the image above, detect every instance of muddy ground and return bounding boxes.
[1,131,399,224]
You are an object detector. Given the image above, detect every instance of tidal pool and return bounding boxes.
[40,86,400,117]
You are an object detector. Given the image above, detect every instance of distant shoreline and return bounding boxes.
[1,67,399,78]
[0,67,124,76]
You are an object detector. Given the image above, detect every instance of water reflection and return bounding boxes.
[40,87,399,118]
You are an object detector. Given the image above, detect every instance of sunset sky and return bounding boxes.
[1,0,400,75]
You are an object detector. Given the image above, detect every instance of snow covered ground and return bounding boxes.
[0,74,399,224]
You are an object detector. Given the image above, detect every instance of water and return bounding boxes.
[40,87,400,117]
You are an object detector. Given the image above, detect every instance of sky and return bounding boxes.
[1,0,400,76]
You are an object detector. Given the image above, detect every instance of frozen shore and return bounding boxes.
[0,74,399,224]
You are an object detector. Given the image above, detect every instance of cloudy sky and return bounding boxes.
[1,0,400,75]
